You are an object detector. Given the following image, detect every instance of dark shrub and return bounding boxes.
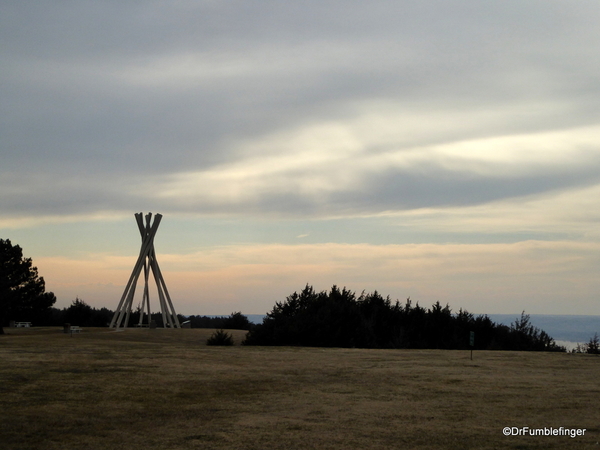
[223,312,252,330]
[586,333,600,354]
[207,329,234,346]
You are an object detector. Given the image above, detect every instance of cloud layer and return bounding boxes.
[3,1,600,222]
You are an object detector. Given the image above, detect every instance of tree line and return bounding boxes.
[243,284,567,351]
[13,298,253,330]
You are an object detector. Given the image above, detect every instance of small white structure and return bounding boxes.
[109,213,180,329]
[15,322,32,328]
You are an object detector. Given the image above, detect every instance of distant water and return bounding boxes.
[488,314,600,350]
[242,313,600,351]
[246,314,267,325]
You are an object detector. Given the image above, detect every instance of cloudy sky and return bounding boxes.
[2,1,600,316]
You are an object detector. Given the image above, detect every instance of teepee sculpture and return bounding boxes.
[109,213,180,329]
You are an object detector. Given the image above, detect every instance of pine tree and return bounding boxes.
[0,239,56,334]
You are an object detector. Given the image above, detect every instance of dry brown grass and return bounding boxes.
[1,327,599,450]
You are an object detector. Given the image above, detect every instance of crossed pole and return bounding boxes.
[109,213,180,329]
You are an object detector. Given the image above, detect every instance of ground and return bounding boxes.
[1,327,598,449]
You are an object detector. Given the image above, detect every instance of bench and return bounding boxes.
[70,326,82,333]
[15,322,32,328]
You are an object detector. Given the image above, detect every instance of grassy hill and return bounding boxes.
[1,327,598,449]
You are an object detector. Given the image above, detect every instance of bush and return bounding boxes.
[223,311,252,330]
[206,329,234,346]
[585,333,600,354]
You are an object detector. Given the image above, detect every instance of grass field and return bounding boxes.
[1,327,599,450]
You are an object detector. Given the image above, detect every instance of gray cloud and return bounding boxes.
[2,1,600,220]
[150,152,600,218]
[339,158,600,213]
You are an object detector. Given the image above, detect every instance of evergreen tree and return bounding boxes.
[0,239,56,334]
[223,312,252,330]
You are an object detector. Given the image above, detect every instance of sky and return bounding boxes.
[1,1,600,316]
